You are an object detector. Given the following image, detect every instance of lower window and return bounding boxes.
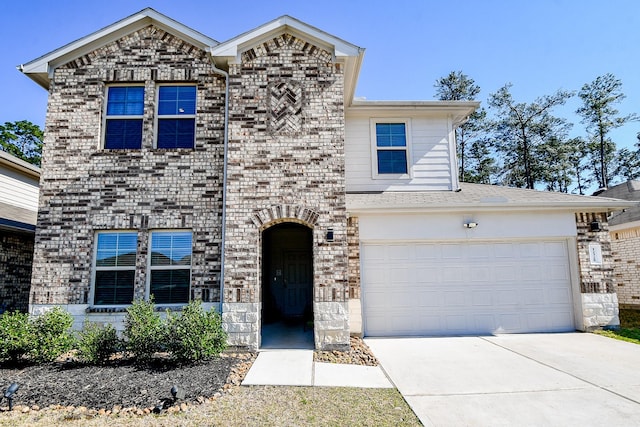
[93,232,137,305]
[149,231,192,304]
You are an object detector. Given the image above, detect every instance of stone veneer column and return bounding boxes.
[575,212,619,329]
[222,33,349,350]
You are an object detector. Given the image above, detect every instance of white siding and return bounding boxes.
[345,115,454,192]
[0,164,40,211]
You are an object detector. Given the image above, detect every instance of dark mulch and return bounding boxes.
[0,353,255,411]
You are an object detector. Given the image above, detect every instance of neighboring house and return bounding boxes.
[596,181,640,308]
[19,8,636,350]
[0,150,40,313]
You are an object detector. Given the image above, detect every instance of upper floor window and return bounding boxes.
[374,122,409,175]
[104,86,144,149]
[93,231,137,305]
[149,230,192,304]
[156,85,196,149]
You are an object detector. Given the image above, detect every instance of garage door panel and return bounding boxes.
[363,240,574,336]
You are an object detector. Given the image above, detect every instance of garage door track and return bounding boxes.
[366,333,640,427]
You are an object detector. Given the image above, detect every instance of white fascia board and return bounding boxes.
[0,151,41,178]
[347,101,479,124]
[346,201,639,215]
[19,8,217,89]
[212,15,363,61]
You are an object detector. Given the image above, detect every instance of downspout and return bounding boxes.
[209,50,229,313]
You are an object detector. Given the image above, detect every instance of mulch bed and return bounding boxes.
[0,353,255,414]
[0,337,378,415]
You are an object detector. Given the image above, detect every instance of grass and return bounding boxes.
[594,308,640,345]
[0,386,421,426]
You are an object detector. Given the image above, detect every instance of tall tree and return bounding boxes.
[565,137,593,195]
[576,73,638,188]
[0,120,44,166]
[488,84,573,189]
[434,71,485,181]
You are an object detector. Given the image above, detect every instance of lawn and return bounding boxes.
[594,308,640,345]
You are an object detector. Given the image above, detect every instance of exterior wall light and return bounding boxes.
[463,222,478,229]
[590,221,602,232]
[326,228,334,242]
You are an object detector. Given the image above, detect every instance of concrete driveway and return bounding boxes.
[366,333,640,427]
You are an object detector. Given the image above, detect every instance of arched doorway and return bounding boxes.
[261,222,313,348]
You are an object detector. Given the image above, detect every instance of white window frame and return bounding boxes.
[146,229,193,305]
[369,118,412,179]
[102,85,145,149]
[154,83,197,149]
[91,230,138,306]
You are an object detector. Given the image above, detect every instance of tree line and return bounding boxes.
[435,72,639,193]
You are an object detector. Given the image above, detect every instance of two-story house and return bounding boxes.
[20,8,634,350]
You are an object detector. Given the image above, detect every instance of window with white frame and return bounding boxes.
[93,231,137,305]
[104,86,144,149]
[372,121,409,175]
[156,85,196,149]
[149,231,192,304]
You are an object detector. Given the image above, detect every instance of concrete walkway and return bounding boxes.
[366,333,640,427]
[242,349,393,388]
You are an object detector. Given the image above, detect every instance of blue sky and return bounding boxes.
[1,0,639,152]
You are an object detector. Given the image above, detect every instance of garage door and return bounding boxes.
[362,240,575,336]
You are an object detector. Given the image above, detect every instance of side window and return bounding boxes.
[149,231,192,304]
[104,86,144,149]
[93,231,137,305]
[375,122,408,174]
[157,85,196,149]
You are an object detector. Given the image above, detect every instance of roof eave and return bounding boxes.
[19,8,218,90]
[347,201,639,215]
[0,151,41,178]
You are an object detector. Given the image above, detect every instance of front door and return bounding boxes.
[283,250,312,317]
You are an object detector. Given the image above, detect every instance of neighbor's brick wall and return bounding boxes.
[0,229,34,312]
[575,212,615,293]
[223,33,348,305]
[611,226,640,308]
[30,25,225,306]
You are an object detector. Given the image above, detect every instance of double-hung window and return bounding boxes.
[157,85,196,149]
[149,231,192,304]
[373,121,409,175]
[93,232,137,305]
[104,86,144,149]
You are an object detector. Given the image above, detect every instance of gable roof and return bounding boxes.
[19,8,218,89]
[210,15,365,106]
[346,183,638,214]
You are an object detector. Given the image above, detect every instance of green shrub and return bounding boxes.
[0,310,33,363]
[30,307,75,363]
[166,300,227,363]
[123,298,165,363]
[77,322,121,364]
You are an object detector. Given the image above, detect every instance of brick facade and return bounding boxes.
[0,230,34,312]
[222,33,349,350]
[611,226,640,308]
[575,212,619,328]
[30,25,226,308]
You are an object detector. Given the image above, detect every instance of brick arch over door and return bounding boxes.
[250,205,320,230]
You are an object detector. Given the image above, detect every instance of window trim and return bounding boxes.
[146,229,193,305]
[154,83,197,149]
[91,230,138,307]
[369,118,412,179]
[102,85,145,150]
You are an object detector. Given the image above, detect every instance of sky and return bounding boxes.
[1,0,639,154]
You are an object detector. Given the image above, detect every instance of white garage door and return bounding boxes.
[362,240,575,336]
